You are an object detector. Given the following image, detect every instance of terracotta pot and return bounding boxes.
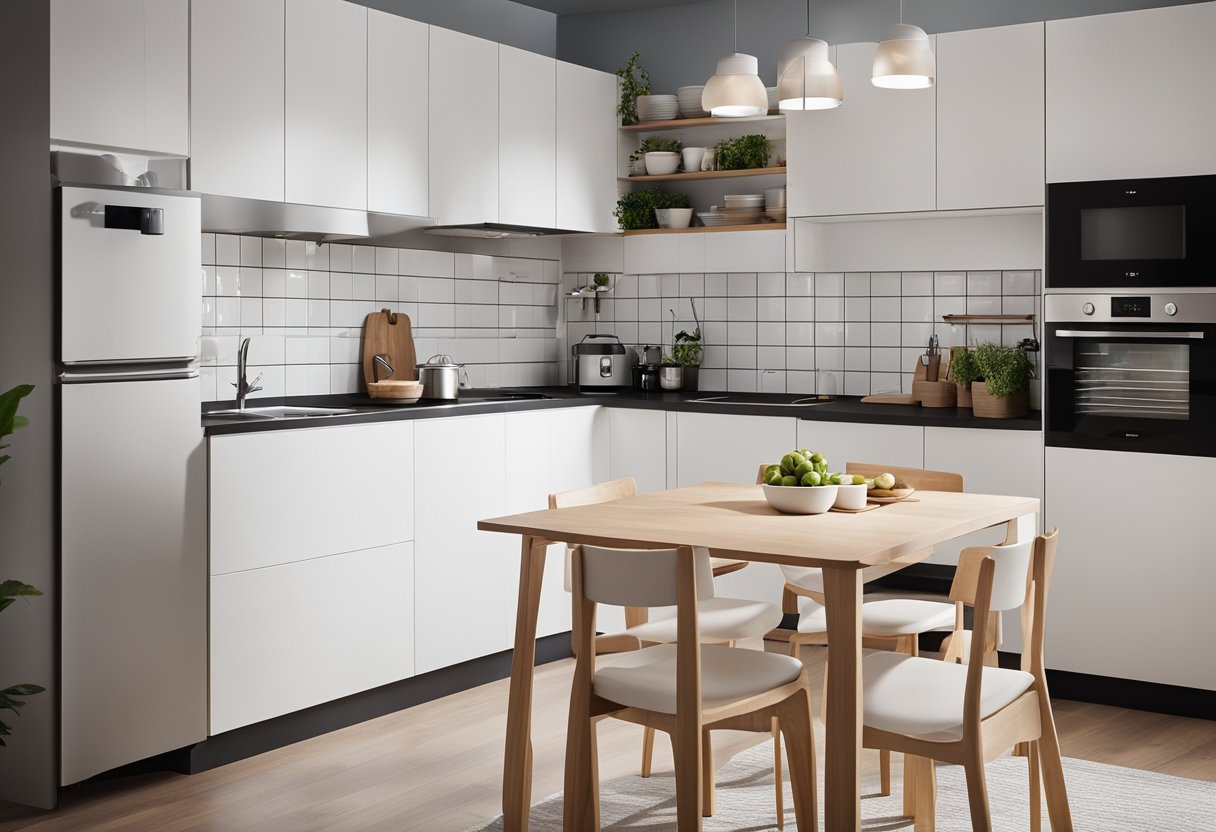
[956,382,973,409]
[971,381,1028,419]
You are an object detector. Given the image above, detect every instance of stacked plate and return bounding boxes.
[697,211,736,227]
[677,85,708,119]
[723,193,765,210]
[637,94,679,122]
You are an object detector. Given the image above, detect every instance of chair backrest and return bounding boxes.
[551,478,639,593]
[950,538,1033,613]
[577,544,714,608]
[1027,528,1061,677]
[845,462,964,493]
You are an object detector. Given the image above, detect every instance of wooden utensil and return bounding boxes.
[829,503,881,514]
[360,308,417,391]
[911,380,958,408]
[860,393,916,405]
[867,487,918,504]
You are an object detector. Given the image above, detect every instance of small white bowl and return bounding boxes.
[644,151,681,175]
[762,484,839,515]
[833,484,868,510]
[655,207,693,229]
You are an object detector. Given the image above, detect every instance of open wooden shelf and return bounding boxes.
[941,314,1036,325]
[620,166,787,183]
[622,223,786,236]
[619,114,785,133]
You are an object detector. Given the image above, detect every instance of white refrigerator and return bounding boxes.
[57,185,207,785]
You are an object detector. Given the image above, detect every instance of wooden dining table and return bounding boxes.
[478,482,1039,831]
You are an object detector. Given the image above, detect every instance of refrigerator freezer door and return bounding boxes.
[60,377,207,784]
[60,186,201,365]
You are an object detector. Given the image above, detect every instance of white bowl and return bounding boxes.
[644,151,681,175]
[677,85,708,118]
[762,483,839,515]
[764,187,787,208]
[637,94,679,122]
[655,207,693,229]
[833,484,868,510]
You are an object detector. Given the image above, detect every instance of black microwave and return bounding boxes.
[1047,174,1216,290]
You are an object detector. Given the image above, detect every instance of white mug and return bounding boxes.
[682,146,705,173]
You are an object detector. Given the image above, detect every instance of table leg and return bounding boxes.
[503,536,548,832]
[823,566,863,832]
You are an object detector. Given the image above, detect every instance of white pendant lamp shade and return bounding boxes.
[702,53,769,117]
[872,23,935,89]
[777,36,842,111]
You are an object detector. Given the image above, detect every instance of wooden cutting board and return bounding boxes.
[360,308,417,390]
[861,393,916,405]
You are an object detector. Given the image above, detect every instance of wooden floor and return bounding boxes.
[2,642,1213,832]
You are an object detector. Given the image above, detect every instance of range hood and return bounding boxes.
[200,193,435,242]
[423,222,586,239]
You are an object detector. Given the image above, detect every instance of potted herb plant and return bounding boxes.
[949,346,980,409]
[615,51,651,126]
[668,303,703,391]
[631,136,683,176]
[614,188,690,231]
[971,342,1034,419]
[713,134,773,170]
[0,384,45,747]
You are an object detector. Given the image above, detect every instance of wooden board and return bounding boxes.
[860,393,916,405]
[829,503,880,514]
[360,308,416,390]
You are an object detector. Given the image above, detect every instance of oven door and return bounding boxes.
[1047,175,1216,289]
[1045,322,1216,456]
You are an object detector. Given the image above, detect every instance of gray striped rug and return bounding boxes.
[471,741,1216,830]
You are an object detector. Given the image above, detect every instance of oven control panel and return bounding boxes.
[1046,292,1216,324]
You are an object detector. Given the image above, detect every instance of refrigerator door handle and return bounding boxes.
[59,366,199,384]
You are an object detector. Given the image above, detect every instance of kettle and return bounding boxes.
[416,354,468,400]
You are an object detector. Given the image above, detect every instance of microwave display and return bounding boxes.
[1080,205,1185,261]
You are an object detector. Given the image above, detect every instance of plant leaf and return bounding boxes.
[0,684,45,697]
[0,385,34,440]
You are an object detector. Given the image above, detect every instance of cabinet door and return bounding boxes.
[787,41,935,217]
[557,61,618,233]
[367,10,429,217]
[144,0,190,155]
[1046,3,1216,182]
[50,0,147,152]
[609,408,667,494]
[191,0,285,201]
[500,46,557,228]
[1045,447,1216,690]
[676,413,797,606]
[414,414,513,673]
[429,28,499,225]
[937,23,1044,210]
[210,422,414,575]
[210,542,414,733]
[796,421,924,471]
[286,0,367,210]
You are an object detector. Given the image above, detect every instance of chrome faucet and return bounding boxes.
[232,337,263,411]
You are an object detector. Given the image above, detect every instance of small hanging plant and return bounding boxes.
[615,51,652,126]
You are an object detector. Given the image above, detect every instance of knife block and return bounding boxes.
[913,354,941,383]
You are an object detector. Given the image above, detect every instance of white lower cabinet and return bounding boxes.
[677,412,797,606]
[210,542,414,734]
[609,408,667,494]
[1045,447,1216,690]
[796,421,924,472]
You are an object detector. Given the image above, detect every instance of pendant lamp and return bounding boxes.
[872,0,935,89]
[778,0,842,111]
[702,0,768,117]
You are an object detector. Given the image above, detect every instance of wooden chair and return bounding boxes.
[564,543,818,832]
[551,479,786,822]
[862,530,1073,832]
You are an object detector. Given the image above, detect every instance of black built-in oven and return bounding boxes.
[1047,174,1216,289]
[1044,293,1216,457]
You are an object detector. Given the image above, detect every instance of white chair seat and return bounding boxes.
[595,643,804,715]
[625,597,783,644]
[863,651,1034,742]
[797,597,956,637]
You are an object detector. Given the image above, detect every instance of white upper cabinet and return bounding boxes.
[430,28,500,225]
[787,40,936,217]
[1047,2,1216,182]
[191,0,285,202]
[557,61,619,232]
[367,10,429,217]
[285,0,368,210]
[51,0,188,155]
[936,23,1045,209]
[500,46,557,228]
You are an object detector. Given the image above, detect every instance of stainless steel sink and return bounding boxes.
[207,406,358,421]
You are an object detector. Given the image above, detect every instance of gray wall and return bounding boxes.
[0,0,57,812]
[357,0,557,56]
[558,0,1209,91]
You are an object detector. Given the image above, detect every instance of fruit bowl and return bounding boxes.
[762,483,838,515]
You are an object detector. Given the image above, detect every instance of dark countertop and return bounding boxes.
[203,387,1041,436]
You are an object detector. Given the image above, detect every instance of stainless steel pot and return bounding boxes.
[416,354,468,400]
[659,365,684,391]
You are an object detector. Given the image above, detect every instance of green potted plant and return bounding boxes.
[615,51,651,126]
[971,342,1034,418]
[630,136,683,176]
[0,384,45,747]
[669,302,704,391]
[713,134,773,170]
[614,188,690,231]
[949,346,980,409]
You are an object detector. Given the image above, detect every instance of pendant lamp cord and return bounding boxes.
[733,0,738,52]
[899,0,904,24]
[805,0,811,35]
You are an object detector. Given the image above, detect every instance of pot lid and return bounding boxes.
[416,353,463,369]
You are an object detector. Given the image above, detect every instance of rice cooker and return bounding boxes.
[571,334,632,392]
